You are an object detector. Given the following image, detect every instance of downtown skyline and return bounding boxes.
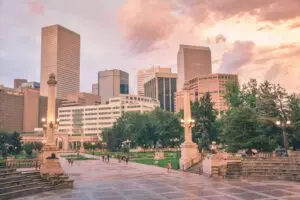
[0,0,300,94]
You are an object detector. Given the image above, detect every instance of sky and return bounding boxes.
[0,0,300,93]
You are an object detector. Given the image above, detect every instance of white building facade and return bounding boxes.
[58,94,159,137]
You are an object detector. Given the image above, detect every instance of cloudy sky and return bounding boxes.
[1,0,300,93]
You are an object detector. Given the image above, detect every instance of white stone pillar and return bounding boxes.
[46,73,57,145]
[183,90,192,142]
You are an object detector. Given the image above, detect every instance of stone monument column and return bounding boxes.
[40,73,63,175]
[179,90,201,170]
[46,74,57,145]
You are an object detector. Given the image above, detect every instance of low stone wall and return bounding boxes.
[130,148,179,153]
[207,151,300,181]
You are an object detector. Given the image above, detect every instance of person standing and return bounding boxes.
[125,157,129,165]
[107,154,110,163]
[167,161,172,173]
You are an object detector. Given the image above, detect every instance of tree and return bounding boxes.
[191,92,218,150]
[222,107,277,152]
[11,132,22,154]
[102,108,183,151]
[224,80,242,108]
[32,142,43,152]
[288,94,300,149]
[23,143,34,157]
[222,79,290,152]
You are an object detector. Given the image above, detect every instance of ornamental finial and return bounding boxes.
[47,73,57,85]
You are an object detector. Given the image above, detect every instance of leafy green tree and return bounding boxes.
[102,108,182,151]
[288,94,300,149]
[224,80,242,108]
[23,143,34,157]
[32,142,43,152]
[11,132,22,154]
[241,79,258,109]
[222,107,277,152]
[191,92,218,150]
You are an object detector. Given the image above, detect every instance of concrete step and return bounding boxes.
[0,181,51,194]
[0,171,21,178]
[244,175,300,181]
[0,168,16,174]
[0,186,54,200]
[0,178,34,188]
[0,175,28,184]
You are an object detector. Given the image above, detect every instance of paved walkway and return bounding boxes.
[17,154,300,200]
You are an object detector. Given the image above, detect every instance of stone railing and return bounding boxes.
[0,158,42,169]
[182,153,201,171]
[130,148,180,153]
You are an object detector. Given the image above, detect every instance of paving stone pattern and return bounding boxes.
[15,154,300,200]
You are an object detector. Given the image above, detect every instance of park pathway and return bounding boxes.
[15,154,300,200]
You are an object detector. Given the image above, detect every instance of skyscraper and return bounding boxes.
[175,73,238,113]
[98,69,129,104]
[40,24,80,99]
[137,66,171,96]
[177,45,212,91]
[92,83,98,95]
[144,71,177,112]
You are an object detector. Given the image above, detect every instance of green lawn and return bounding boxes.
[0,153,38,160]
[130,152,180,170]
[86,151,180,169]
[60,154,97,160]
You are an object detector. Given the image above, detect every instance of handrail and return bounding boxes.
[0,158,42,169]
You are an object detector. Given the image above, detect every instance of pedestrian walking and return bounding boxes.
[167,161,172,173]
[107,154,110,163]
[102,155,105,162]
[125,157,129,165]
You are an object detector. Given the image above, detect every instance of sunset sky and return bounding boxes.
[0,0,300,93]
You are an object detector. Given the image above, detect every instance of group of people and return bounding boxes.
[67,158,74,166]
[117,155,129,165]
[101,154,110,163]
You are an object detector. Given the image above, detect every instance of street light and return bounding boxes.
[275,120,292,152]
[91,142,95,157]
[180,118,195,128]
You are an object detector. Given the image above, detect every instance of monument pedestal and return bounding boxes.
[79,146,85,153]
[40,144,63,175]
[180,141,201,170]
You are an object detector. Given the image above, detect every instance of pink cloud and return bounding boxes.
[118,0,177,54]
[219,41,255,73]
[27,0,44,15]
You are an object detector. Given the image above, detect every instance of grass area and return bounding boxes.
[14,153,38,159]
[86,151,180,169]
[0,153,38,160]
[60,154,97,160]
[131,152,180,170]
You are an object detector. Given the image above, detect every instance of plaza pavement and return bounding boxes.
[16,154,300,200]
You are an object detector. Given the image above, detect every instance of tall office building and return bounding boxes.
[14,79,27,89]
[92,83,98,95]
[137,66,171,96]
[177,45,212,91]
[58,94,159,135]
[98,69,129,104]
[144,71,177,112]
[0,86,64,133]
[175,73,238,113]
[40,24,80,99]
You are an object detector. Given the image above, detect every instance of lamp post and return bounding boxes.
[91,142,95,158]
[275,120,291,152]
[122,139,131,155]
[41,117,60,144]
[180,118,195,142]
